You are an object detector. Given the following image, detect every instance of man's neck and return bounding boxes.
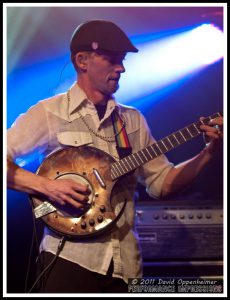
[77,80,109,105]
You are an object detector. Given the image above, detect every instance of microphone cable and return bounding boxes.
[24,197,42,293]
[24,197,66,293]
[27,236,66,293]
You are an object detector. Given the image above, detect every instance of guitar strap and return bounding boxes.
[110,109,131,224]
[111,109,132,159]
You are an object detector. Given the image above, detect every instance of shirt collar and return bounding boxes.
[68,82,121,117]
[68,82,88,116]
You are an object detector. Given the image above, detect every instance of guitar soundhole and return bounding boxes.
[54,172,94,218]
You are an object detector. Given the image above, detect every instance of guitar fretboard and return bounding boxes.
[111,112,221,180]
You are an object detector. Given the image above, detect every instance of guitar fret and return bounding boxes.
[111,164,118,176]
[115,162,124,176]
[119,158,129,172]
[155,143,163,154]
[112,163,122,177]
[160,139,169,151]
[133,153,141,165]
[162,137,173,150]
[116,161,126,174]
[192,123,200,134]
[111,169,115,179]
[187,124,198,136]
[141,150,148,161]
[172,133,180,145]
[185,127,193,138]
[111,168,119,180]
[158,141,167,152]
[179,130,186,142]
[152,144,162,156]
[127,155,137,169]
[181,128,192,140]
[166,136,174,148]
[123,157,132,172]
[119,160,129,174]
[121,160,130,173]
[150,145,158,156]
[137,150,147,163]
[111,166,115,177]
[145,147,154,159]
[175,132,185,144]
[136,152,144,164]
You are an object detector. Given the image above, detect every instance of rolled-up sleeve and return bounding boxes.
[7,102,49,161]
[137,112,174,199]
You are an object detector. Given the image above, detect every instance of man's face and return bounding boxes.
[86,50,126,96]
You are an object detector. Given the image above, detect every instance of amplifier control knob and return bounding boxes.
[197,213,203,219]
[136,211,143,217]
[153,214,159,220]
[136,211,144,222]
[205,213,212,219]
[162,214,168,219]
[179,214,185,219]
[188,214,194,219]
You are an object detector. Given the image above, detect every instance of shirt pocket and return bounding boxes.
[56,131,93,147]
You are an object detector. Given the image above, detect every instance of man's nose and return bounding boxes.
[115,63,125,73]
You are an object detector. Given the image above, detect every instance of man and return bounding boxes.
[7,20,223,293]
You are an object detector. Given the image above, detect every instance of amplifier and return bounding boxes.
[135,204,223,261]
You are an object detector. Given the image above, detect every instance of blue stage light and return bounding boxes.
[115,24,224,104]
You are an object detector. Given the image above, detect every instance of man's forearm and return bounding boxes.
[7,158,48,195]
[7,158,90,208]
[161,147,216,197]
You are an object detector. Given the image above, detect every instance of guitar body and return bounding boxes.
[31,146,123,239]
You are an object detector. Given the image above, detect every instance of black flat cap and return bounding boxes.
[70,20,138,55]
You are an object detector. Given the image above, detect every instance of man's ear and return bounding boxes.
[75,52,89,71]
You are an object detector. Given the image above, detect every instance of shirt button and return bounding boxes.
[74,141,78,144]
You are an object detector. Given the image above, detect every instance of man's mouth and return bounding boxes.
[109,77,120,81]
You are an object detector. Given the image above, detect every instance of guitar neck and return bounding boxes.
[111,112,221,180]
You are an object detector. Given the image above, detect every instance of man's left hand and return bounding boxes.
[200,116,223,155]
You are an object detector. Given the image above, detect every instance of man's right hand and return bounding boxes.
[42,178,91,209]
[7,159,91,209]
